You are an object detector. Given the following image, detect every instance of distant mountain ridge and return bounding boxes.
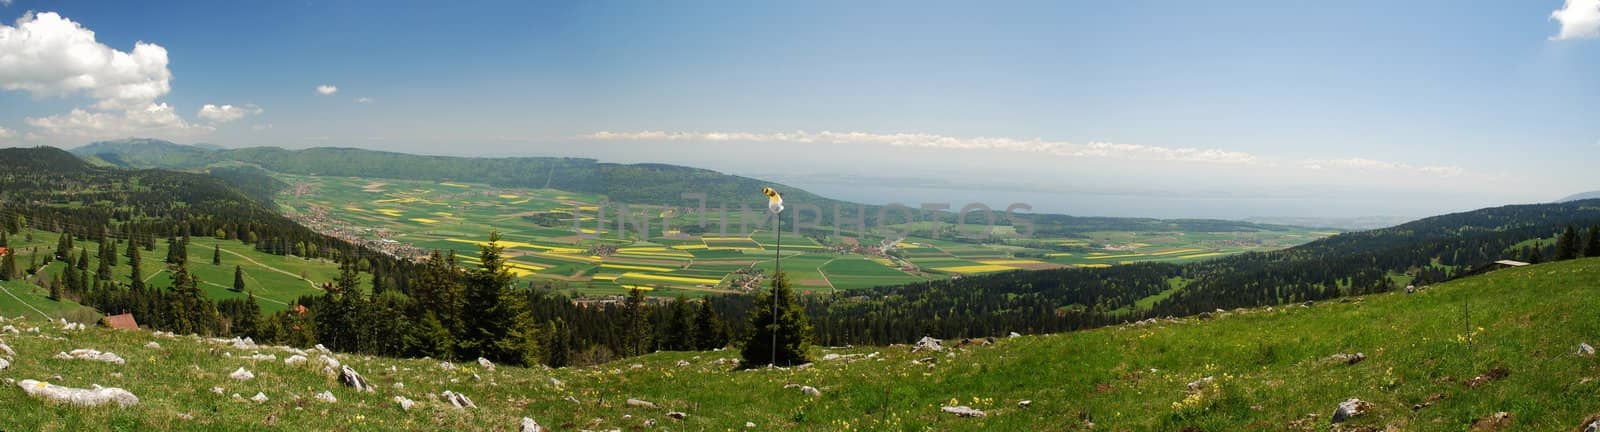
[1559,191,1600,203]
[70,138,1303,234]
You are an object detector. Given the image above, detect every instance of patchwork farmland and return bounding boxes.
[272,174,1329,303]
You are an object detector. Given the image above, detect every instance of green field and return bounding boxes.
[3,257,1597,430]
[270,174,1327,303]
[4,230,360,314]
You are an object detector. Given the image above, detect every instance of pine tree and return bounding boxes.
[48,272,62,301]
[458,231,541,365]
[621,287,652,356]
[213,245,221,265]
[663,296,696,351]
[403,311,455,359]
[55,233,72,260]
[1528,246,1544,264]
[0,248,16,281]
[96,256,112,281]
[740,271,813,367]
[232,266,246,292]
[1586,224,1600,258]
[0,229,8,247]
[409,250,465,356]
[1557,225,1580,261]
[233,293,261,338]
[129,245,145,290]
[76,248,89,270]
[694,300,728,350]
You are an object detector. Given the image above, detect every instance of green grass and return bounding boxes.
[4,230,356,314]
[5,258,1599,430]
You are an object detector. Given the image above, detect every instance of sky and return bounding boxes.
[1,1,1598,219]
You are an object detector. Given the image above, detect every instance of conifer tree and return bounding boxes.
[213,245,221,265]
[663,295,696,351]
[458,231,541,365]
[232,265,246,292]
[0,248,16,281]
[129,244,145,290]
[76,248,89,270]
[621,287,651,356]
[1586,224,1600,258]
[741,271,813,367]
[694,300,728,350]
[1557,225,1580,261]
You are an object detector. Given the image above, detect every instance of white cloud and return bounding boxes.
[355,97,372,103]
[0,125,14,140]
[581,130,1260,164]
[0,0,12,7]
[316,84,338,95]
[0,12,172,110]
[196,103,262,123]
[1552,0,1600,40]
[1300,158,1464,176]
[25,103,209,140]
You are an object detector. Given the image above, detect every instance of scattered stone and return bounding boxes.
[285,355,307,365]
[17,379,139,407]
[1,325,15,334]
[246,353,276,362]
[0,342,12,357]
[564,395,580,404]
[1331,352,1367,365]
[439,361,457,371]
[478,357,496,371]
[55,349,126,365]
[210,386,224,395]
[941,405,986,417]
[441,390,476,409]
[666,411,687,420]
[801,386,821,397]
[676,359,690,367]
[0,358,8,371]
[1580,416,1600,432]
[394,396,416,411]
[319,355,340,369]
[630,363,643,369]
[144,341,160,349]
[913,336,943,352]
[392,382,404,389]
[1581,343,1596,357]
[229,367,255,381]
[340,365,373,392]
[1018,400,1032,408]
[313,344,330,354]
[627,398,659,409]
[1471,411,1511,431]
[643,418,657,427]
[250,392,269,403]
[1187,376,1214,391]
[520,417,543,432]
[548,377,564,387]
[231,393,242,400]
[314,391,337,403]
[746,421,757,428]
[1198,312,1213,319]
[1331,398,1371,423]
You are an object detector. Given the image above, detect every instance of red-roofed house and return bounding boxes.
[103,313,139,330]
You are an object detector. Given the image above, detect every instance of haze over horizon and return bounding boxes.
[3,1,1598,219]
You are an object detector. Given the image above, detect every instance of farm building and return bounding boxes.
[103,313,139,330]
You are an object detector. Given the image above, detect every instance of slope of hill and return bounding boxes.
[3,258,1597,431]
[1560,191,1600,202]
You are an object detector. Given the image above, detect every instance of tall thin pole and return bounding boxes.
[771,210,781,367]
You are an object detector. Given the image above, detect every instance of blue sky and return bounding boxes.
[1,1,1597,218]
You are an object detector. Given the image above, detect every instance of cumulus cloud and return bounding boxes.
[0,125,13,140]
[355,97,372,103]
[581,130,1260,164]
[196,104,262,123]
[316,84,338,95]
[1552,0,1600,40]
[26,103,209,140]
[0,12,172,110]
[1300,158,1464,176]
